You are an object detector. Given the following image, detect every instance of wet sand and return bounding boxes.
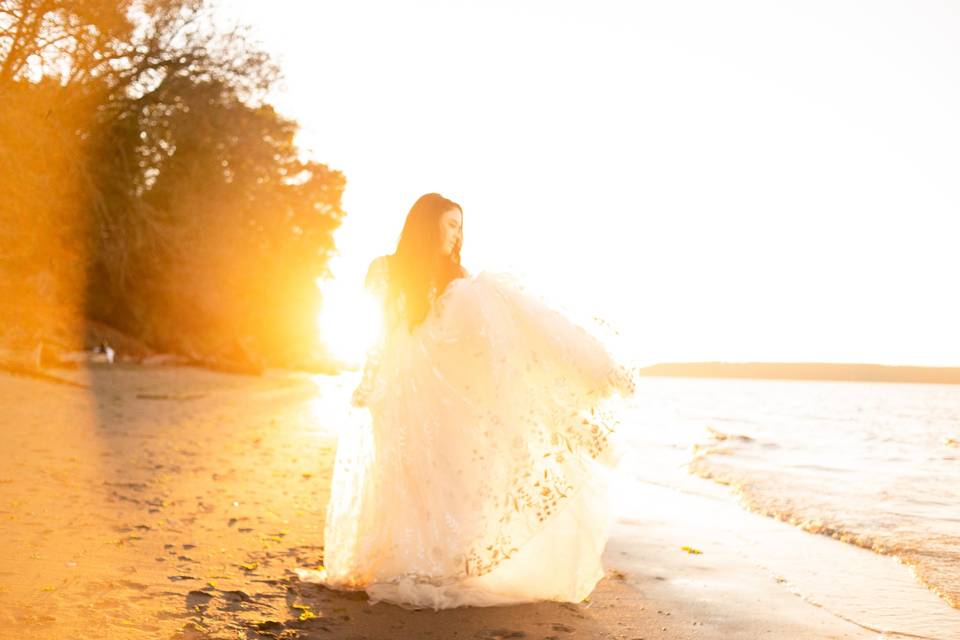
[0,365,902,639]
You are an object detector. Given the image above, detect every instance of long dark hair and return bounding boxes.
[386,193,466,332]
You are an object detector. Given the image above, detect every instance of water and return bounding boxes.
[617,376,960,611]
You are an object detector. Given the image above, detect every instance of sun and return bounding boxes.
[316,278,383,368]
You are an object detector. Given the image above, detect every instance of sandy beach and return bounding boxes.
[0,365,951,639]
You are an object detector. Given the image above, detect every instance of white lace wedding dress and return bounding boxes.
[296,261,635,610]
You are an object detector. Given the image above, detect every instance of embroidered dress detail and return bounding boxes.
[299,259,635,610]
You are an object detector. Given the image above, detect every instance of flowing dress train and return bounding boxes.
[296,267,635,610]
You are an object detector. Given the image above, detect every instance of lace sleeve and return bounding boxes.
[364,255,390,298]
[351,343,384,407]
[351,257,390,408]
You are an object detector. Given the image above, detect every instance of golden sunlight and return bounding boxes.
[315,277,383,367]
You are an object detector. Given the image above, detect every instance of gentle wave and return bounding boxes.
[687,425,960,609]
[617,376,960,615]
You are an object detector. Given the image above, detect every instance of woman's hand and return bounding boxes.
[608,365,637,397]
[350,384,368,408]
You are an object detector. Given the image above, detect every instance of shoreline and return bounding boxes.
[0,365,957,639]
[607,475,960,639]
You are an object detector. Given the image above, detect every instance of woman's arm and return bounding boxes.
[364,255,390,294]
[351,256,390,408]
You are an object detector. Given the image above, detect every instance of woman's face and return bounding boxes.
[439,207,462,256]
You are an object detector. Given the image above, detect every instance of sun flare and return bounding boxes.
[316,279,383,368]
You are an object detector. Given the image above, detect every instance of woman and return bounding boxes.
[297,193,636,610]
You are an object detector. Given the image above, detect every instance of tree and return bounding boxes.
[1,0,346,370]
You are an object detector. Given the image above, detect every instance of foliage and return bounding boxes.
[0,0,345,369]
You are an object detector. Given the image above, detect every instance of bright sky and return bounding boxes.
[232,0,960,367]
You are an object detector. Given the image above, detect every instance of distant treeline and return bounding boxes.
[639,362,960,385]
[0,0,345,372]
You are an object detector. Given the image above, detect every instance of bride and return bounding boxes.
[297,193,636,610]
